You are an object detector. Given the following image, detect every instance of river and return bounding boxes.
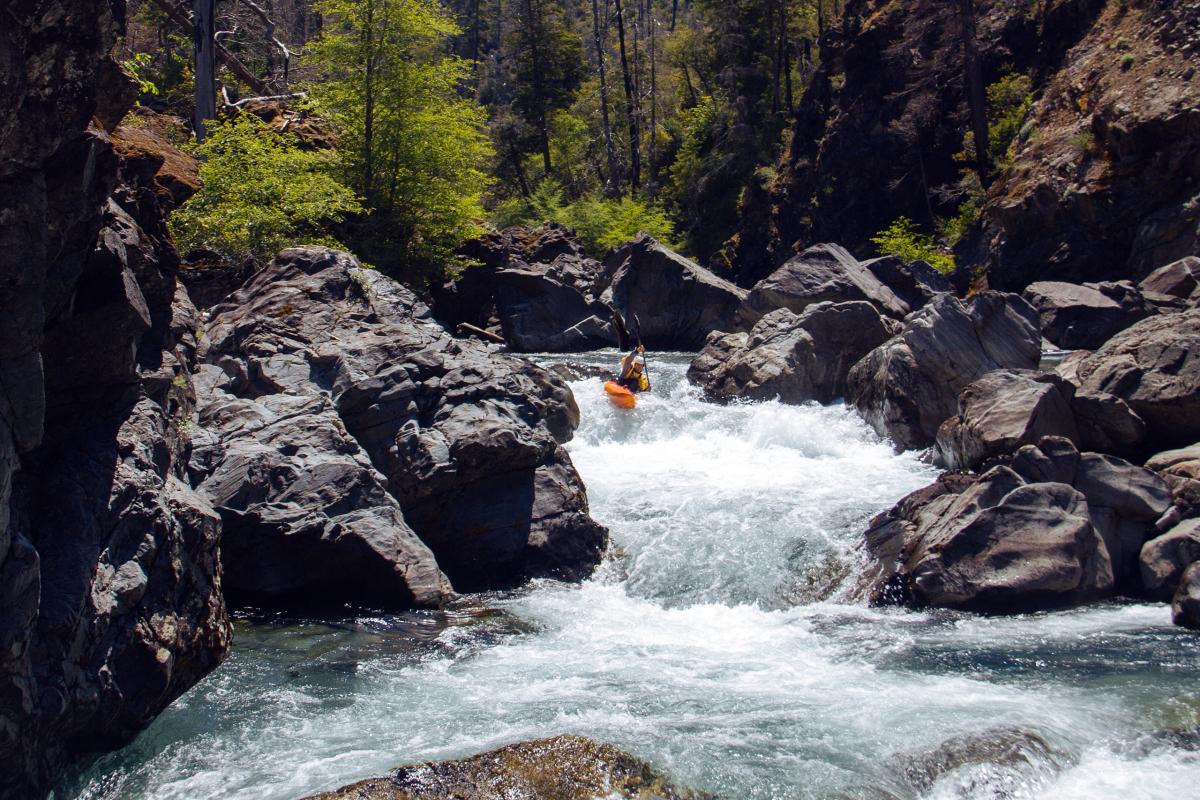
[59,352,1200,799]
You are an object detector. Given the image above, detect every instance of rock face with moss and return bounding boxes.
[198,247,608,595]
[303,736,710,800]
[0,4,231,796]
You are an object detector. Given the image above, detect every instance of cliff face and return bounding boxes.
[732,0,1198,290]
[0,3,230,797]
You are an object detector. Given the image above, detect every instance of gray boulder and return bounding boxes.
[862,255,951,313]
[1172,562,1200,629]
[687,301,895,404]
[1072,309,1200,446]
[599,234,746,349]
[491,266,615,352]
[846,292,1041,451]
[1022,280,1147,350]
[1140,520,1200,601]
[201,247,608,594]
[1139,256,1200,305]
[739,243,909,325]
[935,370,1079,471]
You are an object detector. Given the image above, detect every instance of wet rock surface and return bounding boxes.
[198,247,608,595]
[688,301,895,404]
[302,736,710,800]
[846,292,1042,451]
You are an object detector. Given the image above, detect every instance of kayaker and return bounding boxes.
[617,345,650,393]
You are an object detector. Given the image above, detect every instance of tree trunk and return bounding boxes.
[193,0,217,142]
[959,0,991,188]
[614,0,641,189]
[647,0,658,193]
[592,0,622,195]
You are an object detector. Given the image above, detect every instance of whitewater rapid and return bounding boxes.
[59,353,1200,800]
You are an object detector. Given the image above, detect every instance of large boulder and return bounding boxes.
[1140,520,1200,601]
[192,382,452,609]
[1072,309,1200,446]
[491,265,614,352]
[1022,280,1148,350]
[862,255,951,313]
[738,243,910,325]
[1172,562,1200,629]
[303,736,708,800]
[599,234,747,349]
[846,292,1041,451]
[687,301,895,404]
[201,247,608,594]
[860,437,1171,610]
[1139,256,1200,306]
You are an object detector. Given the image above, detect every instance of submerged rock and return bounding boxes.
[897,727,1059,794]
[846,292,1041,451]
[687,301,895,404]
[303,735,710,800]
[199,247,607,596]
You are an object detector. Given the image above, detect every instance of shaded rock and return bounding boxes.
[862,256,951,313]
[846,292,1041,451]
[491,265,614,352]
[303,736,709,800]
[1172,562,1200,629]
[1146,443,1200,479]
[1072,309,1200,446]
[1022,280,1147,350]
[935,370,1079,471]
[739,243,909,325]
[687,301,894,404]
[1140,520,1200,601]
[600,234,746,349]
[201,247,607,594]
[1071,389,1148,457]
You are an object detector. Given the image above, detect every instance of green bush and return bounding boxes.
[871,216,955,274]
[169,115,363,262]
[491,181,679,257]
[986,72,1034,166]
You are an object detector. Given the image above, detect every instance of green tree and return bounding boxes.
[169,114,363,262]
[305,0,492,277]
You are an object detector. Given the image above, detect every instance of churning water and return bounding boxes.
[59,353,1200,800]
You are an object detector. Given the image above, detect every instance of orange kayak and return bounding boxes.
[604,380,637,409]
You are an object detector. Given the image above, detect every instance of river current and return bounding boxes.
[60,352,1200,799]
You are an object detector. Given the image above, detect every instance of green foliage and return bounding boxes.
[120,52,159,99]
[937,197,979,248]
[492,180,678,257]
[871,216,955,274]
[986,72,1034,167]
[169,115,363,262]
[1119,53,1136,70]
[305,0,492,278]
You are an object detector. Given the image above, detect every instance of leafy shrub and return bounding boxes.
[937,197,979,247]
[170,115,363,262]
[986,72,1034,166]
[871,216,955,274]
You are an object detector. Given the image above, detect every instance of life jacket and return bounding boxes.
[620,354,650,392]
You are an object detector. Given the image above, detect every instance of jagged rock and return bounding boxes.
[846,292,1041,451]
[738,243,909,325]
[491,265,614,352]
[1138,255,1200,305]
[687,302,895,404]
[600,234,746,349]
[1140,520,1200,601]
[1022,280,1148,350]
[861,437,1170,609]
[862,255,951,313]
[1172,562,1200,629]
[194,385,451,609]
[1070,389,1148,457]
[1072,309,1200,446]
[201,247,607,594]
[935,370,1079,471]
[303,736,709,800]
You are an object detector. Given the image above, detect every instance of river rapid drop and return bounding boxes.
[60,353,1200,800]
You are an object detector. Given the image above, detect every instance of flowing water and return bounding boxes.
[59,353,1200,800]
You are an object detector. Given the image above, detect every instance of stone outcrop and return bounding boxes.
[1172,562,1200,629]
[0,4,235,798]
[934,369,1147,470]
[1140,256,1200,306]
[738,244,909,325]
[859,437,1171,611]
[845,292,1041,451]
[1139,520,1200,601]
[199,247,608,594]
[1070,310,1200,447]
[687,302,895,404]
[600,234,747,349]
[1022,280,1150,350]
[862,255,952,313]
[303,736,709,800]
